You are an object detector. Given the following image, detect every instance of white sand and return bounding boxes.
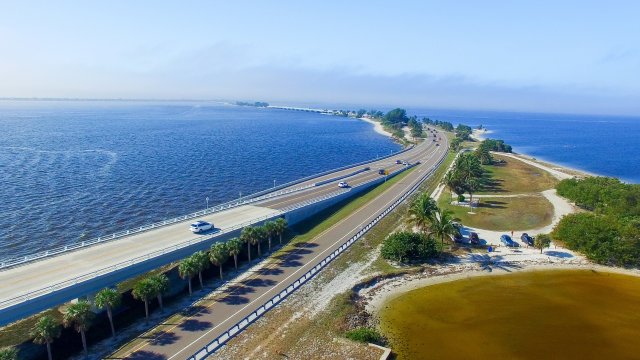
[358,117,393,138]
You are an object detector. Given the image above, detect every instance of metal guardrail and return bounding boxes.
[187,149,447,359]
[0,212,281,310]
[0,144,414,270]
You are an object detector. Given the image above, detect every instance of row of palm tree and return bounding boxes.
[407,193,459,249]
[29,283,124,360]
[443,152,484,206]
[179,218,288,293]
[26,218,288,359]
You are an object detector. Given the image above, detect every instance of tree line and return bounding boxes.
[19,218,288,360]
[552,177,640,266]
[381,193,459,262]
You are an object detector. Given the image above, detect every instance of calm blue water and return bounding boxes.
[407,108,640,183]
[0,101,400,258]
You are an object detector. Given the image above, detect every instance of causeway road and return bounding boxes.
[0,133,444,326]
[110,134,448,359]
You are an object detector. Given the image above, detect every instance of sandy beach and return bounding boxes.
[358,117,393,137]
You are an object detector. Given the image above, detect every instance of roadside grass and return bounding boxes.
[0,309,62,349]
[269,167,416,261]
[438,195,554,231]
[480,154,557,194]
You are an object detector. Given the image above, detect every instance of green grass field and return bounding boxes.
[438,194,553,231]
[480,154,557,194]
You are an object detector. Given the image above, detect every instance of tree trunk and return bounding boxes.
[258,241,262,257]
[144,300,149,319]
[81,330,88,357]
[198,271,203,289]
[46,341,52,360]
[247,242,251,262]
[187,278,192,295]
[268,236,272,252]
[234,255,238,270]
[279,233,283,244]
[219,265,224,280]
[107,306,115,337]
[157,294,164,311]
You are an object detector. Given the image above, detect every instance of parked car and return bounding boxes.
[436,143,440,146]
[500,234,519,247]
[338,181,349,188]
[378,169,386,175]
[395,159,402,164]
[190,220,213,233]
[521,233,534,246]
[402,161,408,165]
[469,232,480,245]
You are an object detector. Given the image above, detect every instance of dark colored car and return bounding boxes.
[378,169,385,175]
[500,234,519,247]
[395,160,402,164]
[469,232,480,245]
[521,233,534,246]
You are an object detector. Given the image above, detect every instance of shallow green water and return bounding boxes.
[379,270,640,360]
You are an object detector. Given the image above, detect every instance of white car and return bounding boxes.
[190,220,213,233]
[338,181,349,188]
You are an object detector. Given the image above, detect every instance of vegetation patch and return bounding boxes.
[345,327,384,344]
[552,177,640,266]
[480,154,558,194]
[439,195,553,231]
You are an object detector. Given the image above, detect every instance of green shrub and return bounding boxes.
[345,327,383,344]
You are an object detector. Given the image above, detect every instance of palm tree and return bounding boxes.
[63,300,95,357]
[263,221,277,252]
[254,226,268,257]
[443,170,457,203]
[149,274,170,312]
[178,257,198,295]
[407,193,438,234]
[465,177,482,212]
[274,217,288,244]
[475,146,493,165]
[30,315,60,360]
[191,251,210,289]
[0,347,18,360]
[94,288,121,338]
[428,208,460,250]
[209,242,229,280]
[132,278,156,319]
[227,238,243,270]
[240,226,257,262]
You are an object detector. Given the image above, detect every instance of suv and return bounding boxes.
[521,233,534,246]
[500,234,519,247]
[190,220,213,233]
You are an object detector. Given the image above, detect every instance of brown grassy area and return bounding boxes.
[439,195,554,231]
[479,154,558,194]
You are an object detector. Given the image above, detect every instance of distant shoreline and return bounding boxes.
[471,128,596,179]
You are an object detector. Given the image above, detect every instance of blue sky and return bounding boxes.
[1,1,639,115]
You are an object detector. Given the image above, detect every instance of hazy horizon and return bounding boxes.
[1,1,639,116]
